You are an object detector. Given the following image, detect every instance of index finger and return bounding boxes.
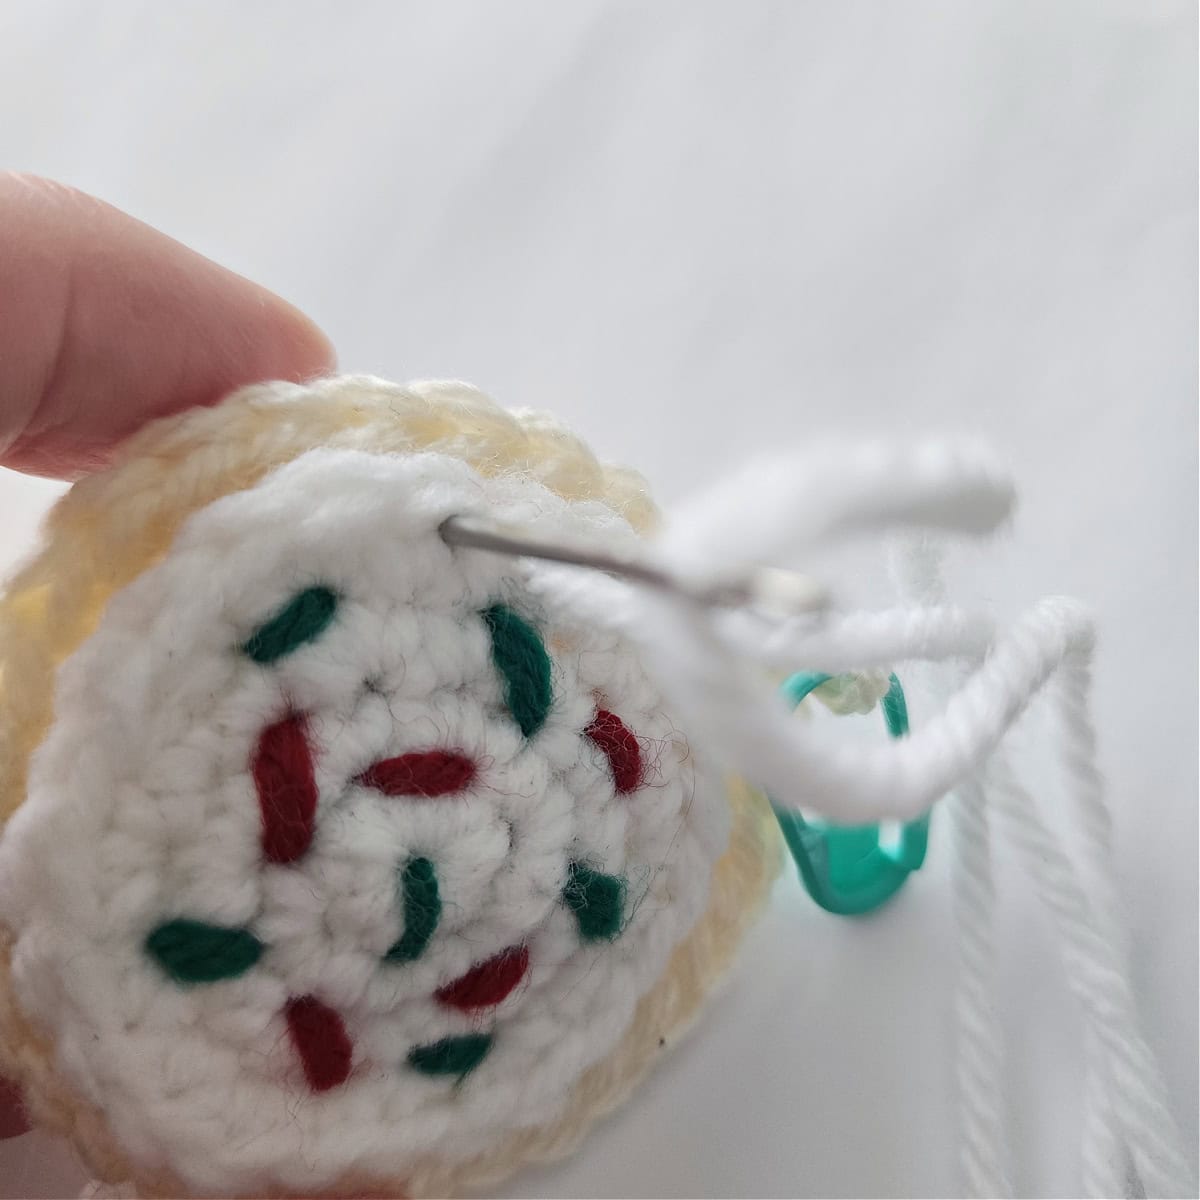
[0,175,335,478]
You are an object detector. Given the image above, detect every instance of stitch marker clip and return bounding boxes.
[772,671,929,915]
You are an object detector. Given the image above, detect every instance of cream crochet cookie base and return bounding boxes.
[0,378,781,1198]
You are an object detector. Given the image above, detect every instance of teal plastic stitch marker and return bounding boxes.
[772,672,928,915]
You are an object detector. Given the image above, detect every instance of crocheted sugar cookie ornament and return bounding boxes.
[0,376,781,1198]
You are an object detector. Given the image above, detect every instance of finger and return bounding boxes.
[0,174,336,478]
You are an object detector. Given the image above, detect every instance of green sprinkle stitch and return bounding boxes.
[563,861,626,942]
[242,586,338,664]
[384,857,441,963]
[481,604,552,737]
[407,1033,494,1078]
[145,918,263,984]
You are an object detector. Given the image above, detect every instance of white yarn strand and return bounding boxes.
[892,539,1013,1199]
[988,757,1194,1198]
[1055,657,1144,1198]
[633,594,1094,824]
[533,439,1195,1198]
[950,772,1014,1198]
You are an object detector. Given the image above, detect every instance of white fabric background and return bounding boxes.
[0,3,1194,1196]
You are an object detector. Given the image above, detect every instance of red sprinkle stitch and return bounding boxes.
[357,751,476,797]
[585,709,644,794]
[435,945,530,1010]
[254,714,318,863]
[285,995,353,1092]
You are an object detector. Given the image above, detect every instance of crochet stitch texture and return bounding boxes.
[0,378,780,1198]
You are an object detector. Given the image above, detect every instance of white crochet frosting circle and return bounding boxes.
[0,449,729,1194]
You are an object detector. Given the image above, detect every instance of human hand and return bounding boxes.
[0,173,335,1136]
[0,173,334,478]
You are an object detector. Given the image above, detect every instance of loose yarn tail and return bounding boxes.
[530,439,1195,1198]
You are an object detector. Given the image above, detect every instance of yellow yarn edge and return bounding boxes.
[0,376,782,1197]
[0,375,656,825]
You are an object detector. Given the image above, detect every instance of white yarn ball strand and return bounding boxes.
[891,537,1013,1199]
[532,439,1195,1199]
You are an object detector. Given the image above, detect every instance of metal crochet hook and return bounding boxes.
[444,513,922,915]
[439,515,831,618]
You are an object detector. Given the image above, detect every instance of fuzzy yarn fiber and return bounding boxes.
[0,377,780,1198]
